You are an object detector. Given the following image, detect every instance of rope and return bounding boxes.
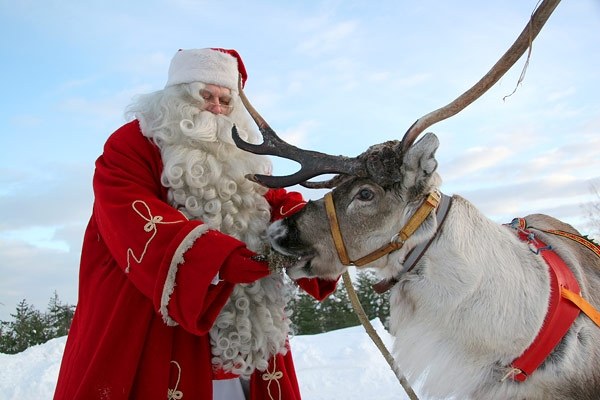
[342,271,420,400]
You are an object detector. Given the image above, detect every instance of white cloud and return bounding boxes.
[546,86,576,102]
[296,20,360,56]
[8,115,42,129]
[0,238,79,321]
[280,120,320,147]
[443,146,512,179]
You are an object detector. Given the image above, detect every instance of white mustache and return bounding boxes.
[179,110,251,146]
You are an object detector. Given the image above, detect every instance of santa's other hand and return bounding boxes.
[220,247,271,284]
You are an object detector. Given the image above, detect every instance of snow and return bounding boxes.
[0,336,65,399]
[0,319,426,400]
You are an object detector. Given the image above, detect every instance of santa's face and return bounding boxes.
[199,84,233,115]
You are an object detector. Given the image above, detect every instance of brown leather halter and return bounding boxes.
[324,191,441,267]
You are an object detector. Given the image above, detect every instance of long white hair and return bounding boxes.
[125,82,292,378]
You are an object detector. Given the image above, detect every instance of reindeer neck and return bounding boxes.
[389,196,553,397]
[373,192,452,293]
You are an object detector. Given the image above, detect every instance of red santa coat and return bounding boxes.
[54,120,337,399]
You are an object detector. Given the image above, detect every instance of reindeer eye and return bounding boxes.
[356,188,374,201]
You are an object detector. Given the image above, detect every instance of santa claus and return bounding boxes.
[54,48,337,400]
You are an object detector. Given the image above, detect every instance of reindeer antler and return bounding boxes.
[232,78,366,188]
[234,0,561,188]
[400,0,561,152]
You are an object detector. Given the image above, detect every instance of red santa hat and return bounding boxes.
[165,48,248,90]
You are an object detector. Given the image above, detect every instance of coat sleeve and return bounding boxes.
[92,122,245,335]
[264,188,338,300]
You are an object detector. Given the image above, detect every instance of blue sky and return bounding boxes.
[1,0,599,320]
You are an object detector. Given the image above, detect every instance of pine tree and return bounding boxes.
[354,271,390,328]
[319,283,359,332]
[288,271,391,335]
[288,290,323,334]
[7,299,51,353]
[0,293,75,354]
[47,291,75,337]
[0,320,16,353]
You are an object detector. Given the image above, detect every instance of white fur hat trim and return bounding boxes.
[165,48,244,90]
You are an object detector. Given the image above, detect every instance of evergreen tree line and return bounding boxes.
[288,270,390,335]
[0,272,388,354]
[0,291,75,354]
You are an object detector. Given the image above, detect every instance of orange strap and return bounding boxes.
[561,288,600,327]
[398,191,441,242]
[325,191,441,267]
[325,191,352,266]
[512,218,600,329]
[539,227,600,327]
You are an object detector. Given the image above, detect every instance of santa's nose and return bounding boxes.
[206,103,226,115]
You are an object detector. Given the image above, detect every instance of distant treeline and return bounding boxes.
[288,270,390,335]
[0,292,75,354]
[0,271,389,354]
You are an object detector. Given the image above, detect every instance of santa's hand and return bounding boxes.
[251,248,297,274]
[220,247,271,284]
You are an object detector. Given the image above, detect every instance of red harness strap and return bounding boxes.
[508,218,581,382]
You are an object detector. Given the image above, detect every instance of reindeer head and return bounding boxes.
[232,80,443,280]
[265,134,442,280]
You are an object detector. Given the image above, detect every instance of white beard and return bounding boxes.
[141,105,292,378]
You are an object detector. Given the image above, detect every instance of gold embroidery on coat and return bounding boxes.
[262,357,284,400]
[168,360,184,399]
[127,200,184,273]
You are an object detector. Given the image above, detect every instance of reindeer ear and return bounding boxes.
[417,132,439,175]
[404,132,439,174]
[400,132,439,197]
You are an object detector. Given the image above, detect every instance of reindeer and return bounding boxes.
[231,1,600,398]
[256,133,600,399]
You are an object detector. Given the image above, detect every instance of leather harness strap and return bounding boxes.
[507,217,600,382]
[541,228,600,327]
[325,191,352,266]
[372,193,453,294]
[542,228,600,259]
[325,191,442,268]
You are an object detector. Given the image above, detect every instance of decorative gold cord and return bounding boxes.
[126,200,184,272]
[167,360,184,400]
[262,356,283,400]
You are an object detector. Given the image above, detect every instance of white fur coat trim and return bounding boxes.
[159,224,211,326]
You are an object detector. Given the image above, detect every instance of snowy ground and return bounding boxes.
[0,319,426,400]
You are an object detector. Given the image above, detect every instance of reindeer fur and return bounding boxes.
[267,133,600,399]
